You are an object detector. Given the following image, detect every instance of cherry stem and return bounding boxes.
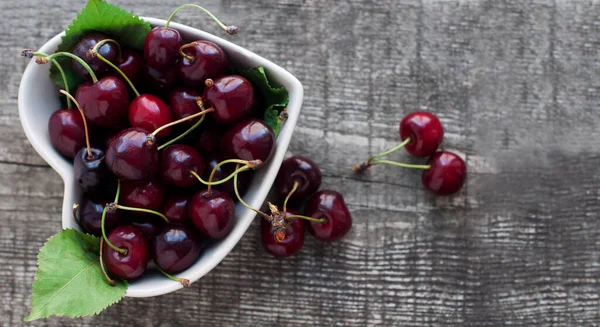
[59,90,92,159]
[152,108,214,137]
[72,203,80,224]
[286,215,327,223]
[101,206,127,255]
[369,160,431,170]
[179,42,197,62]
[27,51,72,109]
[157,114,206,151]
[207,159,258,193]
[165,3,240,35]
[36,51,98,83]
[282,180,299,214]
[353,137,412,172]
[114,204,170,223]
[114,180,121,204]
[91,39,140,97]
[189,165,250,187]
[99,238,117,286]
[233,164,271,220]
[155,264,190,286]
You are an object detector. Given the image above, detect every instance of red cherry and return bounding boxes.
[114,50,144,86]
[144,26,183,69]
[144,63,178,92]
[160,194,191,225]
[48,109,86,159]
[177,40,228,88]
[305,190,352,242]
[169,87,202,126]
[274,156,321,203]
[260,209,305,257]
[194,127,224,155]
[105,127,159,182]
[102,225,149,280]
[203,75,254,124]
[120,179,165,214]
[399,111,444,157]
[128,94,172,138]
[151,224,205,273]
[71,33,118,79]
[188,189,235,239]
[75,76,129,128]
[160,145,204,188]
[220,118,275,163]
[421,151,466,195]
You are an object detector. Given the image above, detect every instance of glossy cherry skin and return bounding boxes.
[203,75,254,124]
[399,111,444,157]
[422,151,466,195]
[189,189,235,239]
[129,94,172,138]
[105,128,159,182]
[274,156,322,203]
[48,109,86,159]
[74,147,106,194]
[151,224,204,273]
[125,213,166,240]
[160,145,204,188]
[144,64,178,91]
[71,33,118,79]
[76,76,129,128]
[177,41,228,88]
[114,50,144,85]
[305,190,352,242]
[203,153,251,196]
[169,87,202,126]
[261,209,305,258]
[221,118,275,163]
[144,27,183,69]
[120,179,165,213]
[194,127,224,155]
[78,197,119,236]
[103,225,149,280]
[160,194,190,225]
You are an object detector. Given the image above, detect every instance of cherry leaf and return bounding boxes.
[24,229,127,321]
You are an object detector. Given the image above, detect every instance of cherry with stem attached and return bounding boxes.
[145,3,238,70]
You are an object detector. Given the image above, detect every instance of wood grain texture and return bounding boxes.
[2,0,600,326]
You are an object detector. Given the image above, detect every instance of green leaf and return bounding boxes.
[240,66,289,136]
[25,229,127,321]
[50,0,151,90]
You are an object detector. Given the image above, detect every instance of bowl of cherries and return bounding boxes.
[18,1,304,302]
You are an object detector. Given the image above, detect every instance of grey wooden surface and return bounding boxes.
[2,0,600,325]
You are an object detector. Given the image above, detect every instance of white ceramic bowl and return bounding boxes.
[18,17,303,297]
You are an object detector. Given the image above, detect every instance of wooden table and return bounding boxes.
[3,0,600,325]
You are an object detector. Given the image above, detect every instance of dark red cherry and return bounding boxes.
[203,75,254,124]
[120,179,165,213]
[114,49,144,85]
[177,41,227,88]
[169,87,202,126]
[48,109,86,159]
[129,94,172,138]
[151,224,204,273]
[274,156,321,203]
[72,33,118,79]
[105,128,159,182]
[221,118,275,163]
[422,151,466,195]
[78,197,119,236]
[102,225,149,280]
[160,145,204,188]
[305,190,352,242]
[203,153,251,196]
[144,26,183,69]
[260,209,304,258]
[160,194,190,225]
[194,127,224,155]
[74,147,106,194]
[144,64,178,91]
[189,189,235,239]
[399,111,444,157]
[75,76,129,128]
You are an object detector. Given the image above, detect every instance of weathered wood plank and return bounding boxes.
[2,0,600,326]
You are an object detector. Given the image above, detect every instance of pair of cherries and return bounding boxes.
[260,156,353,258]
[354,111,467,196]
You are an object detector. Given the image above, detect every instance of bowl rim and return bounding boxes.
[17,16,303,297]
